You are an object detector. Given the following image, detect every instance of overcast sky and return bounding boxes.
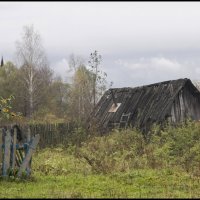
[1,2,200,87]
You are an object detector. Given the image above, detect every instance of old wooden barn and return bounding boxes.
[88,78,200,133]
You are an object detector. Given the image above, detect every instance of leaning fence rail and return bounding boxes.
[0,128,40,178]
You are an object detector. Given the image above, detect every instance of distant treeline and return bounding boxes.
[1,25,107,126]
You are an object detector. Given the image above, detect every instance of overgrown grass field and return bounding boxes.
[0,121,200,198]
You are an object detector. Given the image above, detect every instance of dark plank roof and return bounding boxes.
[88,78,200,133]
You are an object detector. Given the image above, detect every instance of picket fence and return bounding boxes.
[28,122,77,148]
[0,128,40,178]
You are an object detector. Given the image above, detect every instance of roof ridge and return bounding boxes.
[109,78,190,91]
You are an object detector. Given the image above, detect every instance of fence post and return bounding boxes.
[27,127,31,143]
[0,129,2,175]
[11,128,17,169]
[26,127,31,175]
[2,130,11,177]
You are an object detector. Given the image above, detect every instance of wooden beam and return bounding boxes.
[26,128,31,175]
[0,129,2,175]
[27,127,31,143]
[11,129,17,169]
[2,130,11,177]
[110,89,117,107]
[17,134,40,177]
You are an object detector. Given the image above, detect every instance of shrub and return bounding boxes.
[75,129,146,174]
[75,121,200,176]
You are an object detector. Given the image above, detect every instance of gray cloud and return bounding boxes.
[1,2,200,88]
[113,56,200,87]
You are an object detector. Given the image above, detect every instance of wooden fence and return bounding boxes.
[1,122,81,150]
[28,122,77,148]
[0,128,40,177]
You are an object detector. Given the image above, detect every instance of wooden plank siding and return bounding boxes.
[88,78,200,134]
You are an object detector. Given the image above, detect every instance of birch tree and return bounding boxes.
[48,75,69,117]
[16,25,52,117]
[68,55,93,123]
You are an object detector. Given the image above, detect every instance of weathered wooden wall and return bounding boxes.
[170,82,200,123]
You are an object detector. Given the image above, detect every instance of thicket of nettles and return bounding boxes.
[33,120,200,177]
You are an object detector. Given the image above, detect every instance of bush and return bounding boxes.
[31,120,200,177]
[75,129,146,174]
[75,121,200,176]
[146,120,200,175]
[32,147,92,176]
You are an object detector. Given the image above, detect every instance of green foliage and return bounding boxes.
[0,115,200,198]
[69,126,90,146]
[0,95,22,123]
[0,52,108,124]
[75,121,200,176]
[0,167,31,182]
[30,108,65,124]
[32,147,92,176]
[148,120,200,175]
[75,129,146,173]
[68,65,94,123]
[0,147,200,198]
[0,62,19,99]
